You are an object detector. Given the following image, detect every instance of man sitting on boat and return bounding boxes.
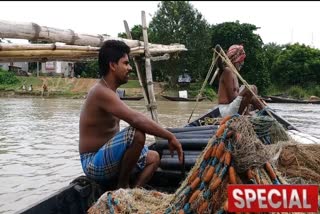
[216,44,264,117]
[79,40,183,189]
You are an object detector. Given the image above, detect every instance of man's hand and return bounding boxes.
[168,135,184,164]
[239,85,258,97]
[239,86,250,96]
[215,44,222,53]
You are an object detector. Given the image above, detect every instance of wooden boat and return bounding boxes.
[19,106,320,214]
[266,96,320,104]
[161,95,205,102]
[120,96,144,101]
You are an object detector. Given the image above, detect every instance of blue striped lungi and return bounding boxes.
[80,126,148,182]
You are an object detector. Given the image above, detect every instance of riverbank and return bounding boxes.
[1,76,318,101]
[0,76,214,100]
[0,77,160,99]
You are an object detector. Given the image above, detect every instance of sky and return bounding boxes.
[1,1,320,49]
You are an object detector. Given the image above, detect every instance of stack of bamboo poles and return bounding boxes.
[0,42,186,62]
[0,19,186,62]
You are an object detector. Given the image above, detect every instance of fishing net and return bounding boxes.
[228,116,284,173]
[88,114,320,213]
[88,188,173,214]
[277,143,320,184]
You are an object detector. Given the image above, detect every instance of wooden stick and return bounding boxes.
[0,43,99,51]
[123,20,150,113]
[0,57,93,62]
[142,11,159,123]
[187,52,218,123]
[209,67,219,85]
[0,43,185,62]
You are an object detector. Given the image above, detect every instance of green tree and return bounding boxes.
[273,43,320,87]
[0,68,19,85]
[118,25,145,80]
[263,42,284,85]
[118,25,143,41]
[74,60,99,78]
[148,1,212,85]
[211,21,269,94]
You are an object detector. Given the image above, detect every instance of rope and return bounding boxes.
[187,51,218,123]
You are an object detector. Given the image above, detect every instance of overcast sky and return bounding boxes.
[1,1,320,48]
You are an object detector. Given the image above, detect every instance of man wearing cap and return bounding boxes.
[216,44,263,117]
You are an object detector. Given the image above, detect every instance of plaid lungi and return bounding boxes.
[80,126,148,182]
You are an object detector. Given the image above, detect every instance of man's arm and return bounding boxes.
[97,87,183,162]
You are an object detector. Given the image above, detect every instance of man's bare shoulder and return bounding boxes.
[224,66,233,74]
[87,83,116,101]
[220,67,233,80]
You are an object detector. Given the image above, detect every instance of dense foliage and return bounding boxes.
[271,43,320,87]
[0,68,20,85]
[74,60,99,78]
[148,1,212,85]
[210,21,269,95]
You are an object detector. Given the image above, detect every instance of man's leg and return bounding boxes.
[238,85,263,114]
[238,94,253,115]
[134,150,160,187]
[117,129,145,188]
[249,85,264,110]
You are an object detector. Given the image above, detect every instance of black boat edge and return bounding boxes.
[265,96,320,104]
[120,96,144,101]
[19,106,305,214]
[161,95,205,102]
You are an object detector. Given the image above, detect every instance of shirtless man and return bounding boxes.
[217,44,264,117]
[79,40,183,188]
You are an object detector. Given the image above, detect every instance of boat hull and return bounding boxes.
[267,96,320,104]
[120,96,144,101]
[19,107,319,213]
[161,95,205,102]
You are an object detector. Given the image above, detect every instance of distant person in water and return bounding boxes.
[216,44,264,117]
[79,40,183,188]
[28,84,33,92]
[42,83,48,97]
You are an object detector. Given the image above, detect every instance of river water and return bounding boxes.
[0,98,319,213]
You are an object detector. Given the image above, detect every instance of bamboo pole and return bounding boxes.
[0,19,187,51]
[0,50,96,57]
[0,43,186,55]
[0,43,186,62]
[0,43,99,51]
[0,57,94,62]
[123,20,150,113]
[209,68,219,85]
[141,11,159,123]
[187,52,218,123]
[0,50,95,62]
[36,62,39,77]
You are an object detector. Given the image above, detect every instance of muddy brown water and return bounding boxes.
[0,98,319,213]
